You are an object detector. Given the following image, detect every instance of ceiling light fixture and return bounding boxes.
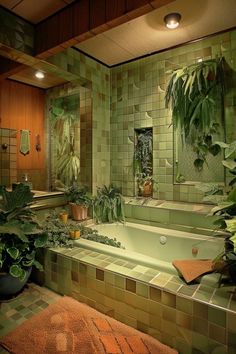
[35,71,45,79]
[164,13,181,29]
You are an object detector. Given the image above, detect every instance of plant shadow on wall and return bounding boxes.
[50,94,80,189]
[196,141,236,284]
[132,128,157,197]
[165,57,225,176]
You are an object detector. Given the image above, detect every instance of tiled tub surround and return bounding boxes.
[75,222,224,284]
[44,247,236,354]
[123,197,220,235]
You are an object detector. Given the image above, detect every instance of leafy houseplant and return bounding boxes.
[93,185,125,223]
[165,57,225,171]
[65,183,92,221]
[133,129,154,196]
[0,184,48,297]
[197,140,236,283]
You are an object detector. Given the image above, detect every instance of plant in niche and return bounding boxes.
[132,128,156,196]
[93,185,125,223]
[165,57,225,171]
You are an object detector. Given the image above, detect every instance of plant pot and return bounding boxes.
[59,212,68,224]
[142,182,153,197]
[69,203,88,221]
[69,230,81,239]
[0,268,32,299]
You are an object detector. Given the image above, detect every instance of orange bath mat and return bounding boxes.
[172,259,214,283]
[0,296,178,354]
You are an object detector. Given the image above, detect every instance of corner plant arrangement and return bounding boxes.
[196,140,236,282]
[165,57,225,171]
[0,184,48,281]
[93,184,125,223]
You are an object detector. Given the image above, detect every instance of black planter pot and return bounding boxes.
[0,268,32,299]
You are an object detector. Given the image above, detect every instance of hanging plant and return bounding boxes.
[165,57,225,170]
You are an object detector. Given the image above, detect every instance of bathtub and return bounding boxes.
[74,222,224,276]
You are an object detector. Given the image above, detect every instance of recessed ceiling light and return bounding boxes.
[35,71,45,79]
[164,13,181,29]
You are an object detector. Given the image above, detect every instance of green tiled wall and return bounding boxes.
[47,49,111,193]
[44,248,236,354]
[110,30,236,202]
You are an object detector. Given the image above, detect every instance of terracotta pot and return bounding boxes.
[69,203,88,221]
[142,182,153,197]
[59,212,68,224]
[70,230,81,239]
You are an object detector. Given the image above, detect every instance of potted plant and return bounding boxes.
[0,184,48,298]
[136,173,157,197]
[133,128,154,196]
[165,57,225,170]
[93,184,125,223]
[65,183,92,221]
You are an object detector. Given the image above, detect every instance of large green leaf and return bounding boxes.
[222,159,236,170]
[225,218,236,234]
[34,233,48,248]
[0,223,28,242]
[210,201,235,215]
[9,264,26,281]
[7,247,19,260]
[228,187,236,202]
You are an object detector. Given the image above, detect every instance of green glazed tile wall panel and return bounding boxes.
[110,29,236,202]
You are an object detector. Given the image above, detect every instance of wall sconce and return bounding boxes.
[164,13,181,29]
[1,143,8,150]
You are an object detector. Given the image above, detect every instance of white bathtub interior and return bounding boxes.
[75,222,224,282]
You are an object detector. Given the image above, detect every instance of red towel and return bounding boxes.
[172,259,214,283]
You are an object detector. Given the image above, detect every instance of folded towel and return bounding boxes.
[172,259,214,283]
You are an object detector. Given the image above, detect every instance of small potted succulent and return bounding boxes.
[65,183,92,221]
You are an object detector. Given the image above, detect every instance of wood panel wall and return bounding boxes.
[0,80,46,187]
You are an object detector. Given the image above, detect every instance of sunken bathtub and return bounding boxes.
[74,222,224,277]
